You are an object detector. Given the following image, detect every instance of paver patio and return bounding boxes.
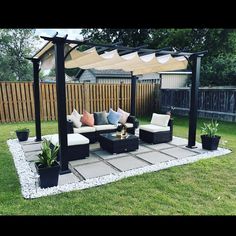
[7,131,231,198]
[18,135,219,183]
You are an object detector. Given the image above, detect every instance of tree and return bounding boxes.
[149,29,236,86]
[81,29,151,47]
[0,29,38,81]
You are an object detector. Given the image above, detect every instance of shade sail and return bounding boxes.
[33,42,188,75]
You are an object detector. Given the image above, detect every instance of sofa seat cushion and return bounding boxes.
[139,124,170,133]
[73,126,96,134]
[124,122,133,128]
[94,124,117,131]
[49,133,89,146]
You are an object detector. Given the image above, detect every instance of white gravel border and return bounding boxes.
[7,137,231,199]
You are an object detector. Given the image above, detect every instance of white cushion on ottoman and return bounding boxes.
[139,124,170,133]
[48,133,89,146]
[151,113,170,127]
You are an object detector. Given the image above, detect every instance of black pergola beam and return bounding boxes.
[131,75,137,116]
[41,35,202,58]
[54,37,69,173]
[32,58,42,142]
[187,55,202,148]
[26,57,42,141]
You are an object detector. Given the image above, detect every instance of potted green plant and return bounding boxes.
[35,139,60,188]
[15,127,30,141]
[201,120,221,150]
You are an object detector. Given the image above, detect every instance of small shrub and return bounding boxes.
[38,139,59,168]
[201,120,219,138]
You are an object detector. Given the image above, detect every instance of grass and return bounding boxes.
[0,116,236,215]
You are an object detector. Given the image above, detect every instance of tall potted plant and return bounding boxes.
[201,120,221,150]
[35,139,60,188]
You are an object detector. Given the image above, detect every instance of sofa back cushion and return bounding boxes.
[117,107,130,124]
[70,109,82,128]
[94,111,109,125]
[151,113,170,127]
[81,110,94,127]
[107,108,122,125]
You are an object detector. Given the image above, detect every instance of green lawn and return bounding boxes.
[0,116,236,215]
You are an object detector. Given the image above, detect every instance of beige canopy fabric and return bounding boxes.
[34,42,188,75]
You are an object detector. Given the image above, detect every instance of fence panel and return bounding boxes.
[161,88,236,122]
[0,82,156,122]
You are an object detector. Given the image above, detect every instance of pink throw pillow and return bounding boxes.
[117,107,130,124]
[81,110,94,126]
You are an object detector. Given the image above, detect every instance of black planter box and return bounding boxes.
[35,162,60,188]
[16,130,29,141]
[201,135,221,150]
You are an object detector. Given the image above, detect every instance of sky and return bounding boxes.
[35,29,83,49]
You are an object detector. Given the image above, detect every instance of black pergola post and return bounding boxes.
[32,58,42,141]
[187,55,201,148]
[131,75,137,116]
[54,38,68,173]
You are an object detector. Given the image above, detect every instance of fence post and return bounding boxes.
[83,82,90,112]
[119,81,124,108]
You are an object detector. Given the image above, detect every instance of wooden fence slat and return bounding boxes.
[25,83,32,121]
[53,83,57,119]
[21,82,29,121]
[41,83,47,121]
[0,84,6,122]
[49,84,55,120]
[6,82,15,122]
[45,84,51,120]
[1,83,10,122]
[15,83,24,122]
[29,83,35,120]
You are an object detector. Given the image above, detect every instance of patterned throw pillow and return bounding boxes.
[70,109,82,128]
[81,110,94,126]
[117,107,130,124]
[94,111,109,125]
[107,108,122,125]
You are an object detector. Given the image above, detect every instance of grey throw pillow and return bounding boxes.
[94,111,109,125]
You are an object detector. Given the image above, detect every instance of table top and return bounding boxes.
[99,132,138,142]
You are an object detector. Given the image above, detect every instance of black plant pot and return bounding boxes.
[16,130,29,141]
[201,135,221,150]
[35,162,60,188]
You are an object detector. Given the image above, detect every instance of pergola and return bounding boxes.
[28,33,207,173]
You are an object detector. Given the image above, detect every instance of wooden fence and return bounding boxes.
[161,88,236,122]
[0,82,157,123]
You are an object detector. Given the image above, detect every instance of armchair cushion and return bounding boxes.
[151,113,170,127]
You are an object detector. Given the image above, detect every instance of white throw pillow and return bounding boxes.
[117,107,130,124]
[70,109,82,128]
[151,113,170,127]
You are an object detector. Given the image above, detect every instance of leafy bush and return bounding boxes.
[38,139,59,168]
[201,120,219,137]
